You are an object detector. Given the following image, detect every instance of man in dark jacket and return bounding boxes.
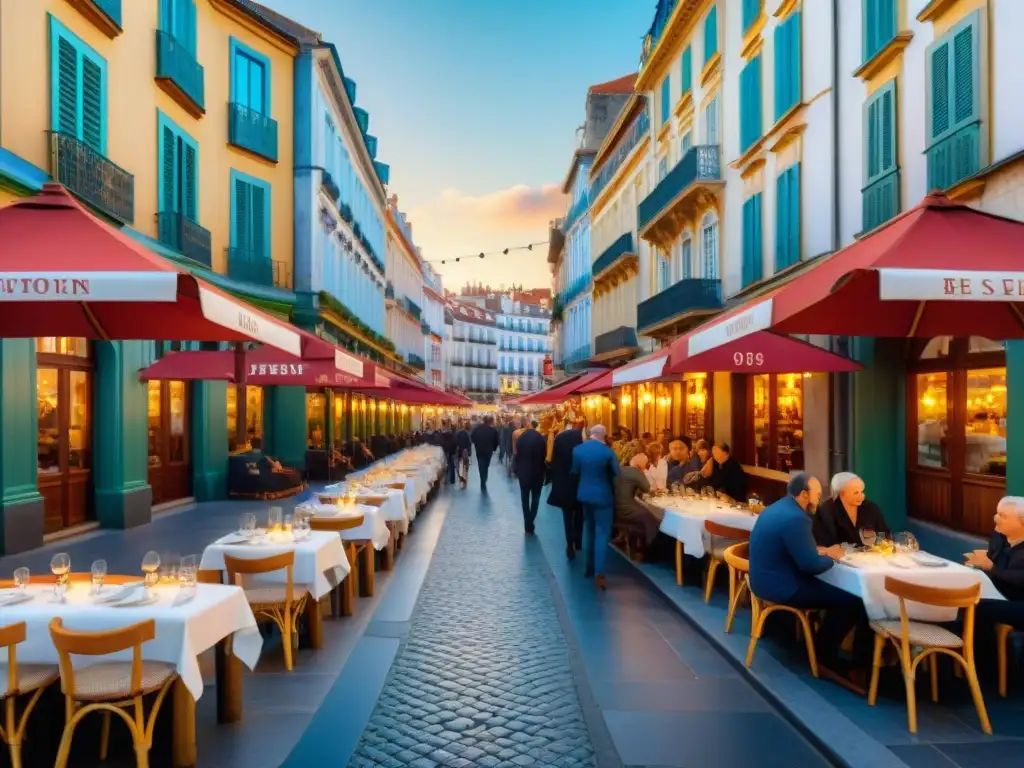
[548,418,585,559]
[440,427,458,485]
[470,416,500,491]
[515,421,547,534]
[455,422,472,488]
[708,443,748,501]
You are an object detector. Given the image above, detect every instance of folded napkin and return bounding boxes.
[910,552,948,568]
[95,582,145,604]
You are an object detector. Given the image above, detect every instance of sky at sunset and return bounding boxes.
[260,0,651,292]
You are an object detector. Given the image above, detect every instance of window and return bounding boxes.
[681,131,692,156]
[227,384,263,452]
[775,164,801,271]
[705,96,719,145]
[660,75,671,125]
[740,55,762,153]
[863,0,896,63]
[863,80,899,230]
[160,0,197,49]
[925,10,984,190]
[658,254,671,292]
[703,5,718,64]
[684,374,709,439]
[658,155,669,181]
[774,11,801,120]
[742,193,763,287]
[681,237,693,279]
[307,392,326,449]
[49,15,108,154]
[158,111,198,221]
[965,368,1007,475]
[916,373,948,469]
[743,0,762,32]
[333,392,348,444]
[751,373,804,472]
[701,213,718,279]
[681,46,692,93]
[231,38,270,115]
[230,169,271,258]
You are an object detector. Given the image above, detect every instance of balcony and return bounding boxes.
[637,278,722,338]
[229,103,278,163]
[591,104,650,201]
[926,122,982,193]
[638,146,723,248]
[402,296,422,321]
[406,353,426,370]
[421,319,432,335]
[65,0,122,37]
[321,171,340,203]
[49,132,134,224]
[385,281,395,300]
[592,233,639,297]
[226,249,293,290]
[155,31,204,118]
[861,169,900,234]
[593,326,640,361]
[157,211,211,268]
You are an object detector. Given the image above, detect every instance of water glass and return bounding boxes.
[179,555,198,589]
[141,550,161,590]
[13,567,29,590]
[239,513,256,539]
[50,553,70,602]
[897,531,919,553]
[268,506,283,531]
[284,514,294,533]
[859,528,877,550]
[90,559,107,594]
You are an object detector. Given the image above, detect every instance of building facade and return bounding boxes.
[558,152,594,373]
[422,264,446,390]
[488,295,552,397]
[384,197,427,379]
[446,300,498,406]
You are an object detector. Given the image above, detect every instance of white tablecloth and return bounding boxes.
[295,502,391,550]
[653,498,758,558]
[819,552,1005,621]
[200,530,350,600]
[318,486,409,533]
[3,582,261,700]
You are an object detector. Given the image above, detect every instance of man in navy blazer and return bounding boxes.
[515,421,548,535]
[571,424,620,589]
[749,473,871,683]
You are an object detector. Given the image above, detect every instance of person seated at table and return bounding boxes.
[665,440,691,487]
[645,441,668,491]
[351,439,374,470]
[966,496,1024,629]
[706,443,747,502]
[749,473,872,687]
[813,472,889,548]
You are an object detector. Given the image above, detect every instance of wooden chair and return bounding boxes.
[703,521,751,605]
[309,515,366,617]
[996,623,1015,697]
[49,617,177,768]
[866,576,990,735]
[223,552,307,672]
[0,622,58,768]
[722,542,751,634]
[733,542,819,677]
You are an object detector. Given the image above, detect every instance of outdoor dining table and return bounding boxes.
[1,580,262,766]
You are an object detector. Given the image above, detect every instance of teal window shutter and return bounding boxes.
[158,112,200,221]
[660,75,671,125]
[56,37,79,138]
[49,16,108,154]
[251,185,266,258]
[775,167,799,271]
[681,47,692,94]
[740,56,762,152]
[81,58,103,152]
[231,170,271,258]
[787,165,801,266]
[774,12,801,121]
[743,0,762,33]
[862,81,899,230]
[233,176,250,251]
[160,124,176,213]
[183,143,197,220]
[863,0,896,63]
[742,194,763,287]
[704,6,718,64]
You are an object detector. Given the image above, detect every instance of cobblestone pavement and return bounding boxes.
[348,469,599,768]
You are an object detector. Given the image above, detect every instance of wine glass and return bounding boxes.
[90,559,107,595]
[50,553,70,602]
[859,528,877,550]
[141,551,161,590]
[13,567,29,590]
[897,531,919,553]
[239,513,256,540]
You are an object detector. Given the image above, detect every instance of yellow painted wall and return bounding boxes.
[0,0,295,273]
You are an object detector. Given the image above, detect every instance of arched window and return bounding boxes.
[680,232,693,280]
[700,211,719,280]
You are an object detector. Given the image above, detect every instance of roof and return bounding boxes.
[230,1,311,44]
[562,149,597,194]
[588,73,637,94]
[446,299,496,326]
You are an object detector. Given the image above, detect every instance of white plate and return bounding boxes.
[0,592,33,607]
[910,552,948,568]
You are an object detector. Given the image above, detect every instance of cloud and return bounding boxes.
[431,183,567,233]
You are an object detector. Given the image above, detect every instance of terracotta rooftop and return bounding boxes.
[588,74,637,94]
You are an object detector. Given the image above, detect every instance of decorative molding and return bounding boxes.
[207,0,298,55]
[673,90,694,118]
[739,157,766,180]
[853,31,914,80]
[774,0,800,19]
[766,106,808,153]
[700,51,722,88]
[730,136,767,174]
[64,0,122,38]
[916,0,960,24]
[657,121,673,144]
[740,13,767,59]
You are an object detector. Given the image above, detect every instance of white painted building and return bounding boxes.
[422,263,446,390]
[487,295,552,396]
[445,300,499,406]
[385,196,427,379]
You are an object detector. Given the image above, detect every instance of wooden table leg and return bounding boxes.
[396,528,405,551]
[675,540,684,586]
[380,524,396,571]
[360,542,375,597]
[172,678,197,767]
[303,597,324,649]
[215,637,243,724]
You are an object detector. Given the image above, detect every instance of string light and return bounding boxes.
[429,241,548,265]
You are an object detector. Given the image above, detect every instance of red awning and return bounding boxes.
[686,193,1024,356]
[577,369,614,393]
[358,369,469,406]
[665,331,862,375]
[517,370,603,405]
[611,350,669,387]
[0,184,302,354]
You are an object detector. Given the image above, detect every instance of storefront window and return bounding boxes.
[684,375,708,439]
[965,367,1007,476]
[752,374,770,468]
[654,383,672,435]
[148,381,162,466]
[37,337,88,357]
[777,373,804,472]
[307,392,327,449]
[916,372,948,469]
[68,371,90,470]
[245,386,263,447]
[168,381,186,463]
[37,368,60,474]
[334,392,348,444]
[227,385,239,453]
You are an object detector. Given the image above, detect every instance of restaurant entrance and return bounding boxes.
[36,337,92,533]
[147,380,191,504]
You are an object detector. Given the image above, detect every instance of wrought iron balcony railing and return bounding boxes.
[155,31,204,113]
[157,211,211,268]
[48,131,134,223]
[592,233,635,278]
[638,145,721,233]
[228,103,278,162]
[226,248,293,290]
[637,278,722,332]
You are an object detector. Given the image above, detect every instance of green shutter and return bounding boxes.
[161,125,176,212]
[681,47,692,93]
[776,171,788,271]
[185,0,197,55]
[787,165,801,265]
[863,81,899,230]
[661,76,671,125]
[740,55,762,152]
[251,184,266,258]
[704,5,718,63]
[56,37,78,137]
[81,57,102,152]
[234,177,250,251]
[742,194,763,287]
[864,0,896,62]
[929,41,951,141]
[774,13,801,121]
[183,143,197,220]
[952,23,975,126]
[743,0,762,33]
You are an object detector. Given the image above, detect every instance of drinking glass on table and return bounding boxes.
[13,567,29,590]
[859,528,877,550]
[896,532,919,553]
[268,506,283,531]
[239,513,256,540]
[90,559,107,594]
[179,555,197,589]
[50,553,70,602]
[141,551,161,590]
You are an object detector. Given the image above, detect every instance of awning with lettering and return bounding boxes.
[612,351,669,386]
[664,331,861,375]
[0,184,301,354]
[686,193,1024,355]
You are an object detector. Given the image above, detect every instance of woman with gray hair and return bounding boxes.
[812,471,890,547]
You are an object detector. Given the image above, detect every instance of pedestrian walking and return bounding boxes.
[571,424,620,590]
[470,416,500,491]
[514,421,547,534]
[440,424,458,485]
[548,418,585,560]
[455,421,472,488]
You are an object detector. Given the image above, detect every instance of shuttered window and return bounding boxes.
[658,255,671,292]
[862,80,899,230]
[742,194,763,288]
[158,112,199,220]
[775,164,801,272]
[701,216,719,280]
[925,10,983,190]
[740,55,762,153]
[160,0,197,52]
[660,75,671,125]
[681,238,693,280]
[743,0,762,33]
[49,15,108,154]
[704,6,719,64]
[863,0,896,63]
[774,11,801,121]
[230,171,271,258]
[705,96,719,145]
[681,47,692,94]
[232,39,271,115]
[681,131,692,156]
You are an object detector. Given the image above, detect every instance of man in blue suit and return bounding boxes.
[749,473,871,686]
[571,424,619,590]
[515,421,548,535]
